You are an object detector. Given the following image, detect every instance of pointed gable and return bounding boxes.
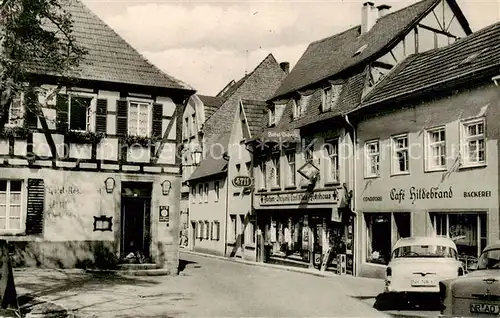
[34,0,193,92]
[271,0,471,100]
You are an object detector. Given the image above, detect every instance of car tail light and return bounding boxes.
[386,267,392,277]
[458,267,464,276]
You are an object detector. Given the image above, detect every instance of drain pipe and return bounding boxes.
[344,114,358,276]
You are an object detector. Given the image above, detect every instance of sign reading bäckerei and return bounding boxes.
[257,189,338,206]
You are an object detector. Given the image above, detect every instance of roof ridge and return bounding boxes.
[74,0,194,91]
[377,0,439,22]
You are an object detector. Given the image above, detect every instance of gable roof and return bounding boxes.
[187,132,230,183]
[241,99,269,138]
[33,0,193,92]
[357,21,500,110]
[198,95,225,120]
[271,0,471,100]
[201,53,287,141]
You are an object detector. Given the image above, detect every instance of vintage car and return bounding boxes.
[384,236,465,303]
[440,241,500,317]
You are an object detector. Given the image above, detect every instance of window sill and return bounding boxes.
[364,175,380,180]
[270,187,281,191]
[390,171,410,177]
[300,184,311,189]
[459,163,487,170]
[424,167,447,173]
[324,181,341,187]
[257,189,267,193]
[284,185,297,190]
[245,245,256,250]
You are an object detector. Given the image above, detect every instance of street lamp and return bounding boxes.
[191,149,202,165]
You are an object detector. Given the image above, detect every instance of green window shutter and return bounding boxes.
[25,89,38,129]
[152,103,163,139]
[116,99,128,136]
[26,179,45,235]
[95,99,108,134]
[56,94,69,132]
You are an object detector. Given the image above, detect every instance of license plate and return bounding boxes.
[410,278,437,287]
[470,303,500,315]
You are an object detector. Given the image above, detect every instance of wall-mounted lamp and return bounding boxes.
[161,180,172,196]
[104,177,116,194]
[191,149,203,165]
[493,75,500,86]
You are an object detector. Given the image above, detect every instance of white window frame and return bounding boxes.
[461,118,486,167]
[365,140,380,178]
[285,151,296,187]
[268,107,276,127]
[259,160,267,190]
[68,92,97,132]
[271,154,281,189]
[321,86,332,112]
[214,181,220,202]
[425,126,447,171]
[324,138,339,183]
[204,183,209,203]
[6,92,25,127]
[184,117,189,139]
[127,98,152,137]
[391,134,410,175]
[191,186,196,204]
[292,99,299,119]
[198,184,203,203]
[191,113,196,137]
[0,180,25,234]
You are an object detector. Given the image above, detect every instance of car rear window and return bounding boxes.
[392,245,458,259]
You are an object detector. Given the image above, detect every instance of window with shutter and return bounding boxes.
[26,178,44,235]
[57,93,96,132]
[95,99,108,134]
[56,94,69,132]
[6,92,25,127]
[152,103,163,139]
[116,99,128,136]
[0,180,24,234]
[128,101,151,137]
[25,89,38,129]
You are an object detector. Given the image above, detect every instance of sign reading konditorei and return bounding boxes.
[258,189,338,206]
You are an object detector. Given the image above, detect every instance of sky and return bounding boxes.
[81,0,500,96]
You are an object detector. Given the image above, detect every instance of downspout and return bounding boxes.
[224,155,230,257]
[344,114,358,276]
[245,141,255,260]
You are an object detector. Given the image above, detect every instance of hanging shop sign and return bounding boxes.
[257,189,338,206]
[232,176,254,188]
[297,161,320,181]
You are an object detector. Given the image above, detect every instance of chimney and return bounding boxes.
[376,4,391,18]
[280,62,290,74]
[361,2,377,34]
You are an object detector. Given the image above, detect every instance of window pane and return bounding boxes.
[0,194,5,205]
[9,206,20,217]
[10,180,21,192]
[0,218,5,229]
[70,97,91,131]
[0,181,6,192]
[9,217,20,230]
[366,214,391,265]
[0,206,5,217]
[9,193,20,205]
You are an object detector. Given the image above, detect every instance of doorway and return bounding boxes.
[120,182,152,263]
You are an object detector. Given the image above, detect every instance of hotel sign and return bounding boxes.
[258,189,338,206]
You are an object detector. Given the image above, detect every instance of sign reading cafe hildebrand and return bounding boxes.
[390,186,453,204]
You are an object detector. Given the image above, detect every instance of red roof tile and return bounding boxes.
[32,0,193,92]
[271,0,471,100]
[358,21,500,109]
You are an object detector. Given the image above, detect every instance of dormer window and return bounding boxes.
[292,98,299,119]
[293,94,309,119]
[268,106,276,127]
[322,84,343,112]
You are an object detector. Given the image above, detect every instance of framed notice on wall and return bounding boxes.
[159,206,170,223]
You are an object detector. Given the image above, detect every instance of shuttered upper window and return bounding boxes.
[128,101,151,137]
[116,99,163,139]
[56,93,107,134]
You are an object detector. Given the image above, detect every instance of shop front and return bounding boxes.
[254,187,355,275]
[358,181,499,279]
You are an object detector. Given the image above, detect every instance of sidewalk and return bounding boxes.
[180,249,385,299]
